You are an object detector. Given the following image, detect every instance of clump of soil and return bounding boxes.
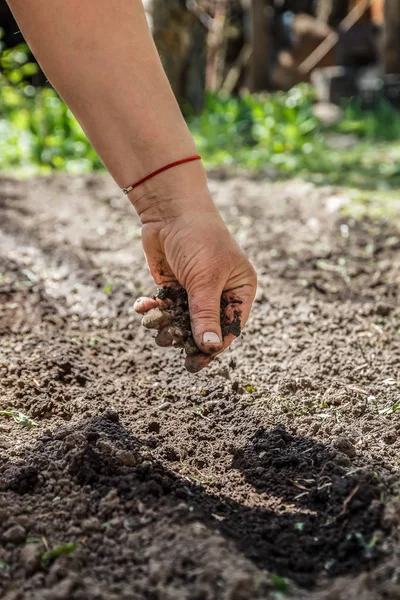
[154,286,242,359]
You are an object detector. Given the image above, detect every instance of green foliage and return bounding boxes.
[337,99,400,141]
[0,44,103,172]
[1,43,400,190]
[0,42,38,85]
[191,88,400,189]
[191,85,321,172]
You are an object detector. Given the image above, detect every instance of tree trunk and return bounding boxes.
[383,0,400,74]
[147,0,207,114]
[248,0,273,92]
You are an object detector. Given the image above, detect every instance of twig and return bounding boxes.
[339,484,360,517]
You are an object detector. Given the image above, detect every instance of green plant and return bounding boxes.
[41,543,77,570]
[271,574,290,595]
[245,385,258,394]
[1,41,400,192]
[0,410,37,429]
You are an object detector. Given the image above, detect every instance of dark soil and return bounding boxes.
[0,174,399,600]
[152,286,242,364]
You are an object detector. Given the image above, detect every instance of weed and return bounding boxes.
[0,410,37,429]
[378,403,399,415]
[0,560,9,570]
[41,542,77,570]
[271,574,290,595]
[245,385,258,394]
[348,532,379,560]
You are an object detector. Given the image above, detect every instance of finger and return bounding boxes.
[155,328,174,347]
[220,285,255,345]
[142,308,172,330]
[188,280,224,355]
[186,285,255,370]
[134,296,159,314]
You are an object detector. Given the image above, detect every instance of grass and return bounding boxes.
[1,42,400,191]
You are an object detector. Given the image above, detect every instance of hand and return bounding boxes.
[133,186,257,373]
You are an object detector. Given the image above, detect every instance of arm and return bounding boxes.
[6,0,257,370]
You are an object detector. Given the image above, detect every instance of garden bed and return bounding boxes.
[0,173,399,599]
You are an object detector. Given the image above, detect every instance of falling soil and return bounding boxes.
[0,173,399,600]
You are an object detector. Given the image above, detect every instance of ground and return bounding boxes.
[0,173,399,600]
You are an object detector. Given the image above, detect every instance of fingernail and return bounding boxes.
[203,332,221,345]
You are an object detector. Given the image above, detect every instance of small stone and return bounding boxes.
[96,439,114,454]
[333,436,356,458]
[334,452,351,467]
[115,450,137,467]
[20,543,41,574]
[383,430,397,445]
[45,576,77,600]
[3,524,26,544]
[81,517,101,533]
[63,433,86,450]
[159,402,171,411]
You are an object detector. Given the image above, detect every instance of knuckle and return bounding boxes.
[192,306,220,322]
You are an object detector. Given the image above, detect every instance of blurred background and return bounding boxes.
[0,0,399,190]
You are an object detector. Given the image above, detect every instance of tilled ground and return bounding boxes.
[0,173,399,600]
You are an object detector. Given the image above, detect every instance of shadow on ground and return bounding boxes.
[1,413,387,593]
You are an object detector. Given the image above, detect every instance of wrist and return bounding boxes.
[126,159,216,224]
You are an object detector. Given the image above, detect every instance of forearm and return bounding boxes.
[6,0,209,216]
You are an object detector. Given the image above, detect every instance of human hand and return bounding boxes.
[132,184,257,373]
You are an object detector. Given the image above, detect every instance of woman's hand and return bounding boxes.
[132,182,257,373]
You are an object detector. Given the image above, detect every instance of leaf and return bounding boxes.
[41,543,77,570]
[271,574,289,593]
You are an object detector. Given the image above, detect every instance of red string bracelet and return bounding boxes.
[121,155,202,195]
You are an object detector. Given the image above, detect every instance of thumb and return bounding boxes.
[188,282,224,355]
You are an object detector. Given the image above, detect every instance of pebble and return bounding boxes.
[44,576,77,600]
[333,436,357,458]
[81,517,101,533]
[20,543,41,574]
[3,524,26,544]
[115,450,137,467]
